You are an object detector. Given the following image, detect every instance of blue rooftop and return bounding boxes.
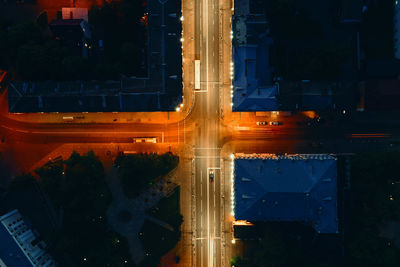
[233,154,338,234]
[0,223,32,267]
[232,1,279,111]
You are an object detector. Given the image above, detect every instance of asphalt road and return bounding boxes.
[191,0,223,264]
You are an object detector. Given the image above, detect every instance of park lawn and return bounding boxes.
[147,186,181,225]
[116,152,179,198]
[140,187,183,266]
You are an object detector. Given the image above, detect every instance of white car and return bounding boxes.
[269,121,282,126]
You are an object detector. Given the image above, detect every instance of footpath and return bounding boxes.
[2,85,195,124]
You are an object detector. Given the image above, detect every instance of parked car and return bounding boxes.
[269,121,282,126]
[256,121,268,125]
[209,170,214,182]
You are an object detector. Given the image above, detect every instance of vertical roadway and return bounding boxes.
[192,0,222,265]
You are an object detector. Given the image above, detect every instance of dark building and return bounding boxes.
[364,80,400,111]
[49,18,91,58]
[232,0,359,112]
[232,0,279,111]
[0,209,56,266]
[338,0,363,24]
[8,0,182,112]
[365,59,400,80]
[233,154,338,234]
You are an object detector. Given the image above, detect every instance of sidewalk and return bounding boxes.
[106,166,179,264]
[2,84,195,124]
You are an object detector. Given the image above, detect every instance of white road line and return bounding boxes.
[214,175,216,209]
[1,127,29,133]
[200,168,203,267]
[200,170,203,198]
[31,131,165,135]
[207,166,210,267]
[194,147,221,150]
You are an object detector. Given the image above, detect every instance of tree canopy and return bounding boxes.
[32,151,133,267]
[116,152,179,198]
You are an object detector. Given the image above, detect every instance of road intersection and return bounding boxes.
[1,0,400,266]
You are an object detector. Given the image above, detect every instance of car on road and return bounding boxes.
[209,170,214,182]
[269,121,282,126]
[256,121,268,125]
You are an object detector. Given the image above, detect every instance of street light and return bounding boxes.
[176,107,180,112]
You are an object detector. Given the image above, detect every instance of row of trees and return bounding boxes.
[140,187,183,266]
[9,150,182,266]
[115,152,181,266]
[11,151,133,267]
[116,152,179,198]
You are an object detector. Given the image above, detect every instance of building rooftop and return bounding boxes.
[8,0,182,112]
[233,154,338,234]
[232,0,277,111]
[0,223,33,267]
[0,209,56,266]
[49,18,83,26]
[62,7,88,21]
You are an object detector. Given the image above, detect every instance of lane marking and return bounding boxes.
[0,125,30,133]
[194,147,221,150]
[195,236,221,240]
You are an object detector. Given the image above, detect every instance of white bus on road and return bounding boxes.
[133,137,157,143]
[195,60,200,90]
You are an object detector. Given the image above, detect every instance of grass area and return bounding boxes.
[116,152,179,198]
[147,186,181,225]
[139,187,183,267]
